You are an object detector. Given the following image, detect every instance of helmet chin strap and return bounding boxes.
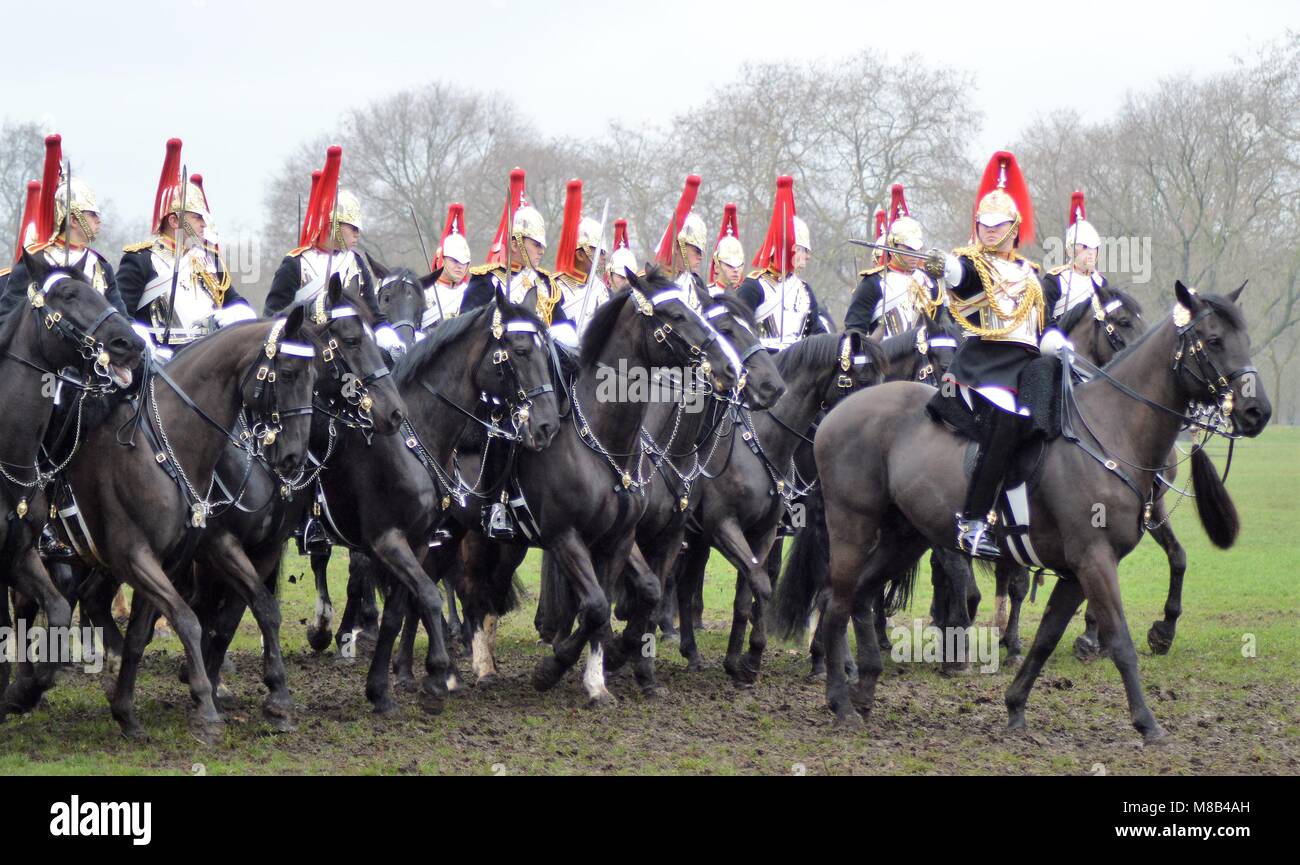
[979,216,1019,255]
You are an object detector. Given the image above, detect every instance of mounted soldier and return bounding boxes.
[117,138,256,349]
[925,150,1073,558]
[738,175,829,349]
[0,134,128,322]
[606,218,636,292]
[265,146,400,352]
[708,202,745,295]
[422,202,471,328]
[551,178,610,337]
[462,167,580,347]
[1041,190,1108,323]
[844,184,942,336]
[655,174,707,308]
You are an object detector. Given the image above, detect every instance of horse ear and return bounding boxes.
[1229,280,1248,302]
[327,272,344,308]
[283,301,306,340]
[626,269,644,292]
[421,267,442,290]
[1175,280,1200,311]
[22,247,46,283]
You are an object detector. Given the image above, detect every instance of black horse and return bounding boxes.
[0,251,144,716]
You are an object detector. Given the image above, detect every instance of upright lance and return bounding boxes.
[161,165,189,348]
[410,203,445,325]
[575,197,609,334]
[63,160,73,268]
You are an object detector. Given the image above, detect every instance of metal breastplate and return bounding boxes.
[423,281,466,326]
[43,248,105,294]
[146,246,220,335]
[1053,269,1103,318]
[877,269,933,338]
[757,275,810,348]
[560,277,609,335]
[297,249,360,302]
[978,257,1042,347]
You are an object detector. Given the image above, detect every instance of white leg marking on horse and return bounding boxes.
[807,608,822,651]
[583,643,608,700]
[995,595,1008,630]
[471,615,498,679]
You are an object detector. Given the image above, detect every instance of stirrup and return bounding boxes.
[955,515,1001,560]
[776,505,798,537]
[301,517,332,554]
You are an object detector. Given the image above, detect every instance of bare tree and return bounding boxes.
[0,121,45,261]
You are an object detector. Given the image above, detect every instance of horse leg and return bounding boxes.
[108,594,159,740]
[1073,605,1106,661]
[392,603,419,689]
[824,538,876,730]
[198,537,294,730]
[806,589,828,679]
[306,547,335,653]
[0,582,11,714]
[606,543,666,697]
[1000,561,1029,664]
[848,577,885,713]
[532,530,613,704]
[1145,512,1187,655]
[711,516,771,601]
[368,530,449,715]
[366,585,407,716]
[77,569,124,675]
[1082,560,1166,743]
[740,526,780,684]
[1,545,72,714]
[655,548,680,640]
[1004,576,1085,734]
[675,535,710,671]
[930,548,975,675]
[120,550,224,743]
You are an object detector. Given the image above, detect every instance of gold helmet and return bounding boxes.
[512,204,546,248]
[577,216,605,254]
[53,177,100,243]
[792,215,811,252]
[678,212,707,253]
[887,215,924,252]
[334,189,362,231]
[610,247,638,279]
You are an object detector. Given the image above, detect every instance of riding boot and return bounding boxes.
[38,524,75,560]
[956,406,1026,559]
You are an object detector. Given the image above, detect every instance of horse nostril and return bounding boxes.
[390,408,404,426]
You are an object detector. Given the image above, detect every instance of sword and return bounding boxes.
[161,165,188,347]
[777,199,787,343]
[410,203,445,325]
[63,160,73,267]
[848,238,927,259]
[576,198,609,335]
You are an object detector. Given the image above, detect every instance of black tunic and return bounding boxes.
[263,249,386,319]
[0,248,128,324]
[116,245,247,324]
[462,267,576,330]
[844,269,885,334]
[945,254,1045,394]
[1038,268,1096,332]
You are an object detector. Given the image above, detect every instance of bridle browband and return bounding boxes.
[7,273,128,392]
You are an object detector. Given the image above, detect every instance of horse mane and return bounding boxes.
[878,327,922,365]
[703,291,758,329]
[774,331,841,375]
[1200,293,1246,330]
[1058,284,1146,337]
[392,303,487,387]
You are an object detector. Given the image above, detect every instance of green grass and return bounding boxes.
[2,428,1297,775]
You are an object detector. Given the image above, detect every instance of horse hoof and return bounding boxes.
[1147,623,1174,655]
[941,662,973,677]
[684,656,703,673]
[1001,653,1022,670]
[118,721,149,742]
[395,675,419,693]
[531,657,565,692]
[1072,634,1102,662]
[805,670,827,683]
[189,720,225,747]
[1142,724,1170,747]
[876,637,893,652]
[371,696,398,717]
[831,710,864,731]
[264,713,297,734]
[306,625,333,654]
[355,630,379,656]
[214,688,238,712]
[586,690,618,709]
[475,673,498,689]
[640,683,669,700]
[419,691,447,716]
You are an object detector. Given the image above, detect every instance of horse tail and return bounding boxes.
[771,493,830,640]
[535,551,571,629]
[882,558,921,617]
[1190,446,1238,548]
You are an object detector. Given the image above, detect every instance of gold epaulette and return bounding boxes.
[858,265,884,278]
[469,262,503,277]
[123,239,153,253]
[1027,260,1041,272]
[1047,264,1068,276]
[534,266,552,279]
[554,272,583,289]
[288,245,310,257]
[746,269,770,280]
[0,266,10,278]
[25,240,52,255]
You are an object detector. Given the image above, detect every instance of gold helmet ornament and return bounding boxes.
[715,235,744,268]
[710,202,744,283]
[334,189,362,232]
[53,177,100,243]
[610,247,637,278]
[678,211,707,254]
[792,215,811,252]
[441,231,471,266]
[888,216,924,252]
[512,204,546,248]
[151,139,210,239]
[578,216,605,255]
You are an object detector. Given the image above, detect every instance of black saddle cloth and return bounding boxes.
[926,355,1063,442]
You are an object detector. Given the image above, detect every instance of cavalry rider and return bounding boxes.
[551,178,610,336]
[844,184,942,336]
[0,134,128,322]
[265,146,400,350]
[117,138,255,348]
[1041,190,1108,323]
[606,218,637,292]
[655,174,707,307]
[462,167,580,347]
[708,203,745,295]
[925,151,1072,559]
[738,175,828,349]
[422,202,472,327]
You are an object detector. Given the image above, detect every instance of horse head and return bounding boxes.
[1174,280,1270,437]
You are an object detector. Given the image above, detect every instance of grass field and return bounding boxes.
[2,428,1297,775]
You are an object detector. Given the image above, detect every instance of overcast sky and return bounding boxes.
[6,0,1294,240]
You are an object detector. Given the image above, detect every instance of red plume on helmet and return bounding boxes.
[151,138,184,235]
[752,175,797,275]
[298,169,323,247]
[655,174,701,266]
[13,180,41,262]
[1068,190,1086,227]
[433,202,466,270]
[35,134,63,244]
[709,202,739,283]
[873,209,887,241]
[302,146,342,250]
[888,183,910,226]
[553,178,584,280]
[974,150,1034,246]
[487,168,527,265]
[613,218,629,250]
[191,174,210,210]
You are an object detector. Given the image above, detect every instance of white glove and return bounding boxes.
[155,346,174,362]
[375,324,406,354]
[1038,328,1074,358]
[549,321,579,349]
[213,303,256,327]
[131,322,155,349]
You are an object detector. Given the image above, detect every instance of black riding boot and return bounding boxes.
[956,405,1027,559]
